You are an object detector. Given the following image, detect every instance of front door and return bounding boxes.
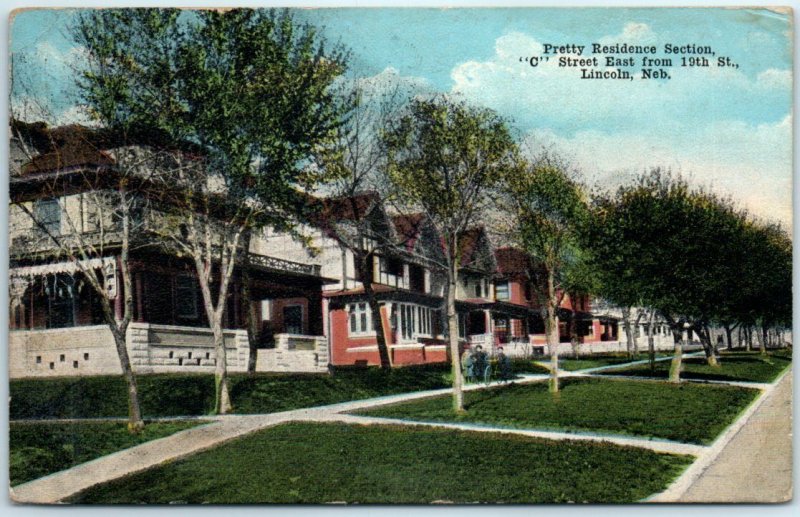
[283,305,303,335]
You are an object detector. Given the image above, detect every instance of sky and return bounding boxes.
[9,7,793,229]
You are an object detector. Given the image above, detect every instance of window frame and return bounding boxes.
[347,302,374,337]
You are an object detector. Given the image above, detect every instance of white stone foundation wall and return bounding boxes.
[255,334,328,373]
[9,325,123,378]
[9,322,251,379]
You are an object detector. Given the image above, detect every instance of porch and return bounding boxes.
[8,253,331,378]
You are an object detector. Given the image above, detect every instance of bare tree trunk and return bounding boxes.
[112,329,144,432]
[669,328,683,383]
[360,252,392,370]
[447,266,465,413]
[621,307,637,360]
[212,321,232,414]
[724,324,735,351]
[646,309,655,374]
[569,311,580,358]
[746,327,753,351]
[697,324,719,367]
[545,270,559,393]
[759,324,768,355]
[242,267,258,374]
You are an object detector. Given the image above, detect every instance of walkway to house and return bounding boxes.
[10,360,792,504]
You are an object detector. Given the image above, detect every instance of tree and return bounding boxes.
[384,96,517,412]
[9,121,168,433]
[589,169,756,378]
[73,8,348,413]
[314,74,418,369]
[499,157,591,393]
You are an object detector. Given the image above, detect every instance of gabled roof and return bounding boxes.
[458,226,496,271]
[494,247,533,276]
[392,213,425,251]
[319,192,380,223]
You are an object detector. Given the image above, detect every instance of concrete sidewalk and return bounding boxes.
[674,368,792,503]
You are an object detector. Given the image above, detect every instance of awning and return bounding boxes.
[10,257,116,278]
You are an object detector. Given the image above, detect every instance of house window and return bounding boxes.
[348,303,373,336]
[34,198,60,236]
[408,264,425,293]
[175,275,199,319]
[379,257,405,288]
[394,303,434,341]
[283,305,303,335]
[474,279,483,298]
[495,281,510,301]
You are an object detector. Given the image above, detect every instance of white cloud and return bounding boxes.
[451,23,792,228]
[598,22,657,45]
[523,115,792,229]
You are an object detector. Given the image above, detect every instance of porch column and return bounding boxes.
[9,277,29,330]
[135,271,144,322]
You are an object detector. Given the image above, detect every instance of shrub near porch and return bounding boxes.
[357,378,759,445]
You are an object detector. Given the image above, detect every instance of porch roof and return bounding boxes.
[324,286,443,308]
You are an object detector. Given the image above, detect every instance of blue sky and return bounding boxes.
[9,7,793,227]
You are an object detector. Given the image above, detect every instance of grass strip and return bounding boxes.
[67,422,692,504]
[357,377,758,445]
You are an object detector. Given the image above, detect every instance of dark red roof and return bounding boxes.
[392,213,425,250]
[458,227,485,267]
[494,247,533,275]
[18,124,114,174]
[319,192,379,223]
[12,119,198,175]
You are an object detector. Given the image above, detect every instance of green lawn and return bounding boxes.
[10,364,450,419]
[556,353,668,372]
[357,377,758,444]
[67,422,692,504]
[10,421,200,486]
[598,352,791,383]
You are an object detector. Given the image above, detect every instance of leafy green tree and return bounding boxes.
[589,169,755,379]
[384,96,517,412]
[74,8,348,413]
[499,158,591,393]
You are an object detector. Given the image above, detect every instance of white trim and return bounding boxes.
[425,345,447,351]
[347,302,374,337]
[10,257,116,278]
[346,345,380,352]
[390,343,425,350]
